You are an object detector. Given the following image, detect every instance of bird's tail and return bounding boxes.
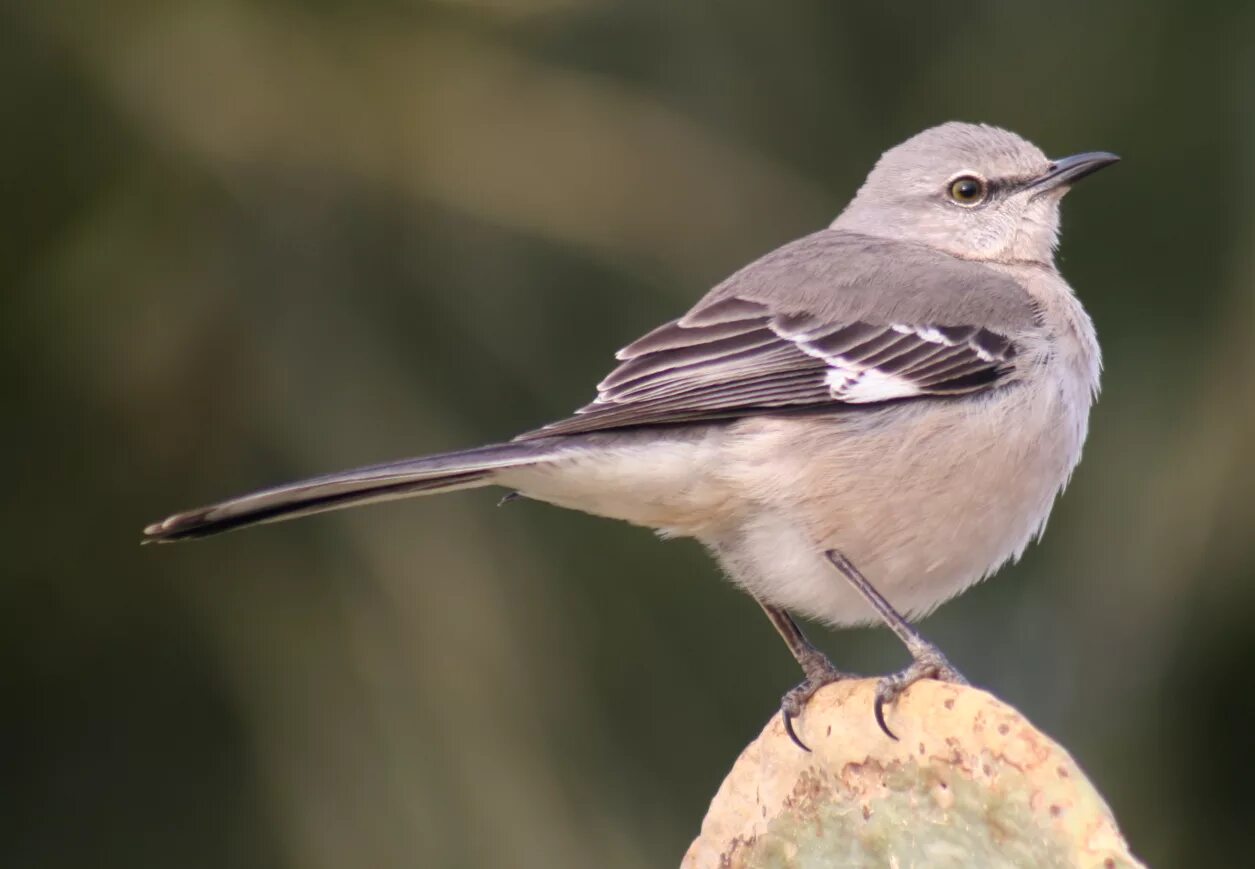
[143,440,561,542]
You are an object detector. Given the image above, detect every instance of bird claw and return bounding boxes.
[872,647,968,740]
[779,655,850,752]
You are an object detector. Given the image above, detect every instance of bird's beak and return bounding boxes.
[1026,151,1120,194]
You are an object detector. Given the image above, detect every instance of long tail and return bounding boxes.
[143,440,560,542]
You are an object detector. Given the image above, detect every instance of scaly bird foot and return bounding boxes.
[780,649,853,752]
[873,644,968,740]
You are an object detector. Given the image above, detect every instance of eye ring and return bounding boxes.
[947,174,988,206]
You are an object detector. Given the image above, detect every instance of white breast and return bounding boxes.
[710,369,1092,626]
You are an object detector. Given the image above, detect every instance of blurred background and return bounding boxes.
[4,1,1254,866]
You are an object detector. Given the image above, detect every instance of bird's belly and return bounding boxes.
[715,387,1084,625]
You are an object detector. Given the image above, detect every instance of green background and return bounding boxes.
[5,1,1254,866]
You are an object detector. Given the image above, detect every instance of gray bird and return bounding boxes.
[145,122,1118,748]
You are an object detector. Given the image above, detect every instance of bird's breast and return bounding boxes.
[713,377,1091,625]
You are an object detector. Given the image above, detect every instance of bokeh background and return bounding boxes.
[5,1,1254,866]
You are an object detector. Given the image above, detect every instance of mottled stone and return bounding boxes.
[683,680,1142,869]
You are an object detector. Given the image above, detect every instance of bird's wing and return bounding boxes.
[521,231,1041,438]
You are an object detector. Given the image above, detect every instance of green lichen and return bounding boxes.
[733,759,1137,869]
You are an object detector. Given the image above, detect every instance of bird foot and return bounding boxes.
[780,651,852,752]
[873,645,968,740]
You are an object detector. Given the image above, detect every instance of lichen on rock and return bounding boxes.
[683,680,1143,869]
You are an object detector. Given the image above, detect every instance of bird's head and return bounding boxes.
[833,122,1118,266]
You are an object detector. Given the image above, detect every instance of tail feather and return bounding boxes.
[143,441,557,542]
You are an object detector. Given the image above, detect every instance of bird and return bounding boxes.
[144,122,1118,749]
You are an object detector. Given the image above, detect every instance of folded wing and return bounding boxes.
[525,295,1020,437]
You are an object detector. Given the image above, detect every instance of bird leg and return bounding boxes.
[824,550,968,740]
[758,601,852,752]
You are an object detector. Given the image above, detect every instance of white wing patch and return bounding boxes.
[825,366,923,402]
[772,321,991,404]
[913,326,954,345]
[529,296,1018,437]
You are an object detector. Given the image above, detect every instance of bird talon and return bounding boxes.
[777,657,849,752]
[873,692,898,741]
[782,708,810,752]
[870,650,968,739]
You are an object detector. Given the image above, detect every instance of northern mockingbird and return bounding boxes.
[146,123,1117,749]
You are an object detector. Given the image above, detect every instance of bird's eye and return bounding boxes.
[948,175,987,205]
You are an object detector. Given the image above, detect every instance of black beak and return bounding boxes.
[1027,151,1120,193]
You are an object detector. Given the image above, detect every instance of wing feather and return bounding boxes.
[519,231,1036,439]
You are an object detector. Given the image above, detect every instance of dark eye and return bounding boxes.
[948,175,987,205]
